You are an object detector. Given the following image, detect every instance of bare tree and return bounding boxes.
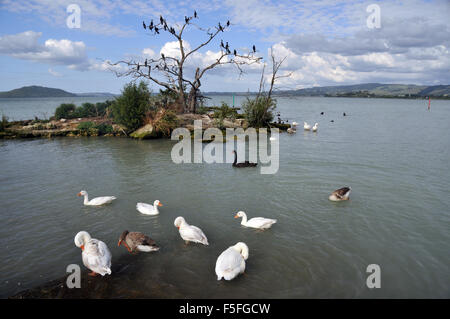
[110,12,262,114]
[258,47,292,100]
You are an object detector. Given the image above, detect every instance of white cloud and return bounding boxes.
[48,68,62,77]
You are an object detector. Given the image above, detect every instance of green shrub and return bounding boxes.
[54,103,76,119]
[111,81,151,132]
[95,123,113,135]
[242,96,276,128]
[77,121,96,134]
[213,102,238,120]
[0,114,8,132]
[154,110,178,137]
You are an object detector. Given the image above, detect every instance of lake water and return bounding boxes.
[0,96,449,298]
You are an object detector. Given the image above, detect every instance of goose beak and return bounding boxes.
[80,245,84,251]
[234,214,239,218]
[117,240,122,247]
[177,226,180,229]
[77,192,81,196]
[158,202,163,207]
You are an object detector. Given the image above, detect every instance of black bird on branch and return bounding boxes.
[233,49,237,56]
[227,20,230,26]
[220,40,224,48]
[185,16,189,23]
[194,11,197,18]
[150,20,153,29]
[253,45,256,53]
[218,22,223,31]
[160,15,164,25]
[142,21,146,29]
[154,26,159,34]
[137,63,140,71]
[161,53,165,60]
[144,59,147,67]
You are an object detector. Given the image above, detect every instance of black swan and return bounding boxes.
[232,150,257,167]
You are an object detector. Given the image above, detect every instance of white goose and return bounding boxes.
[292,121,299,127]
[136,200,163,215]
[304,122,311,130]
[174,216,209,245]
[234,211,277,229]
[74,231,112,276]
[77,190,116,206]
[215,242,249,281]
[312,123,318,132]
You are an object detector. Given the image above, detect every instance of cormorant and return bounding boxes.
[320,112,324,115]
[194,11,197,18]
[252,45,256,52]
[233,49,237,55]
[161,53,165,60]
[227,20,230,26]
[137,63,140,71]
[155,26,159,34]
[144,59,147,67]
[143,21,146,29]
[160,15,164,25]
[343,112,346,116]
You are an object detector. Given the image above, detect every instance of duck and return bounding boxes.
[215,242,249,281]
[320,112,324,115]
[343,112,346,116]
[174,216,209,245]
[292,121,298,126]
[287,128,296,134]
[74,231,112,276]
[303,122,311,130]
[118,230,159,253]
[329,187,351,201]
[77,190,116,206]
[232,150,257,167]
[234,211,277,229]
[136,200,163,215]
[312,123,318,132]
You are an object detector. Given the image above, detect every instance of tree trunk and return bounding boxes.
[187,87,198,113]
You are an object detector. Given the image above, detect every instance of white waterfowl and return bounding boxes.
[215,242,249,281]
[292,121,298,126]
[74,231,112,276]
[287,127,296,134]
[174,216,209,245]
[234,211,277,229]
[136,200,163,215]
[329,187,351,201]
[77,190,116,206]
[312,123,318,132]
[304,122,311,130]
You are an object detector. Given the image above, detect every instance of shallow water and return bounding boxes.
[0,96,449,298]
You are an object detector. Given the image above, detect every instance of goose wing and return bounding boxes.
[181,225,208,244]
[136,202,155,214]
[89,196,116,205]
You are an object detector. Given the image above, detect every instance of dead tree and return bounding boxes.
[110,12,262,113]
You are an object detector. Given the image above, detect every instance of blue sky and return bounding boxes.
[0,0,449,94]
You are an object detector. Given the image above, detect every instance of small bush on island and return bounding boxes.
[54,103,76,120]
[111,81,151,132]
[213,102,238,120]
[242,96,276,128]
[95,123,113,135]
[77,121,97,135]
[54,100,113,120]
[0,114,9,132]
[154,109,178,137]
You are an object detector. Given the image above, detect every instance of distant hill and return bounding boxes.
[0,86,116,98]
[278,83,450,98]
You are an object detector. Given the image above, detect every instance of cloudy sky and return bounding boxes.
[0,0,449,93]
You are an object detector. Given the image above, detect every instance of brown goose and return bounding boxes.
[118,230,159,253]
[329,187,351,201]
[232,150,257,168]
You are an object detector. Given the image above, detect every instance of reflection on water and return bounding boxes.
[1,97,450,298]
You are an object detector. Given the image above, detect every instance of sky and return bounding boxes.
[0,0,449,94]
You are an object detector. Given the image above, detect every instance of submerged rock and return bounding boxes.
[130,124,159,139]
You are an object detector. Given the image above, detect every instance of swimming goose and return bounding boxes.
[77,190,116,206]
[215,242,249,281]
[234,211,277,229]
[174,216,209,245]
[74,231,112,276]
[287,128,296,134]
[329,187,351,201]
[232,150,257,167]
[292,121,298,126]
[118,230,159,253]
[304,122,311,130]
[136,200,163,215]
[312,123,318,132]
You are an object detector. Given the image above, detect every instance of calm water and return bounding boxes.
[0,96,449,298]
[0,96,111,121]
